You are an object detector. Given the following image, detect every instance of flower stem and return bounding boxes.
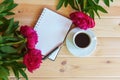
[83,0,87,9]
[75,0,81,11]
[2,60,20,64]
[2,57,23,64]
[0,38,27,46]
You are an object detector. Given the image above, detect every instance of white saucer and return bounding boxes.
[66,28,97,57]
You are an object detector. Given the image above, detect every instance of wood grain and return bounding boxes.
[9,77,120,80]
[9,57,120,77]
[0,0,120,80]
[22,57,120,77]
[59,37,120,57]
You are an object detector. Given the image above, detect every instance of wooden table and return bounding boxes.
[9,0,120,80]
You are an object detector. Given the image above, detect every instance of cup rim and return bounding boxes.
[72,31,91,49]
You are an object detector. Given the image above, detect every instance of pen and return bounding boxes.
[42,42,63,60]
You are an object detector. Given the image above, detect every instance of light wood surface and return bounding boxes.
[6,0,120,80]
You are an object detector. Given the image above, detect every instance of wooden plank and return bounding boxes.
[14,0,120,6]
[0,0,119,18]
[8,2,119,37]
[59,37,120,57]
[11,4,73,26]
[9,57,120,77]
[14,0,120,17]
[11,3,120,22]
[95,37,120,56]
[9,77,120,80]
[84,18,120,37]
[14,0,58,5]
[10,4,120,37]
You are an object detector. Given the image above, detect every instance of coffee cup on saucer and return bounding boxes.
[66,27,97,57]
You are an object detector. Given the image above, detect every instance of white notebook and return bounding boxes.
[34,8,72,60]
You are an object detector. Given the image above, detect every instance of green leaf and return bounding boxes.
[4,18,19,36]
[110,0,113,2]
[64,0,69,7]
[0,4,6,13]
[3,3,18,13]
[6,12,15,15]
[69,0,78,10]
[3,76,9,80]
[7,62,26,80]
[0,51,9,57]
[88,9,95,19]
[94,10,100,18]
[12,67,19,80]
[0,35,19,44]
[12,61,25,68]
[0,61,3,65]
[0,0,12,13]
[13,21,19,32]
[94,0,100,4]
[87,0,95,6]
[103,0,110,7]
[0,0,17,16]
[16,62,26,68]
[0,66,9,79]
[0,21,3,25]
[0,46,17,54]
[97,5,108,13]
[18,69,28,80]
[0,13,8,18]
[4,18,14,35]
[0,17,9,32]
[56,0,65,10]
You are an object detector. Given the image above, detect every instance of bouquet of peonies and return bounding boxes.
[57,0,113,30]
[0,0,42,80]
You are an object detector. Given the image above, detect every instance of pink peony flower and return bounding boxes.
[70,12,95,30]
[27,37,36,49]
[20,25,38,49]
[23,49,42,73]
[26,33,38,49]
[20,25,35,37]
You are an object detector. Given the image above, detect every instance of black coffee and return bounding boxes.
[75,33,90,48]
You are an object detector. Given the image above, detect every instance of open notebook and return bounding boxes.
[34,8,72,60]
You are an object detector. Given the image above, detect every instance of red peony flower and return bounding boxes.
[23,49,42,73]
[27,33,38,49]
[70,12,95,30]
[20,25,38,49]
[20,25,35,37]
[27,37,36,49]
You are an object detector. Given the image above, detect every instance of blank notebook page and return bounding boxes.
[34,8,72,56]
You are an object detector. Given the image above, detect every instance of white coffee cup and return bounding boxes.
[72,29,91,49]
